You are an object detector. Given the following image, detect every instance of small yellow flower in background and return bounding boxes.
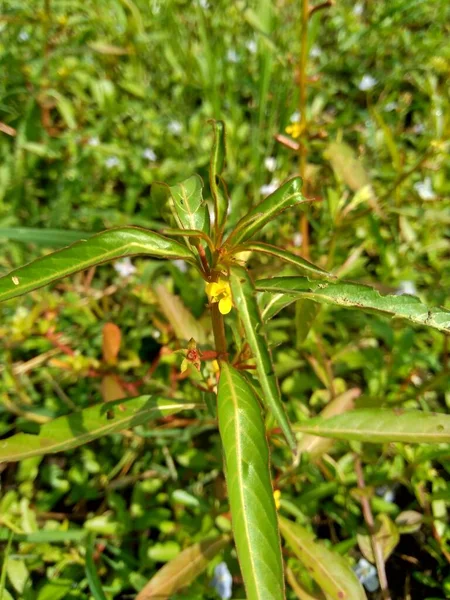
[206,278,233,315]
[285,122,305,139]
[211,359,220,373]
[273,489,281,510]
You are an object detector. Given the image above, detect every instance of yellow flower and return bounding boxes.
[285,122,305,139]
[206,278,233,315]
[273,489,281,510]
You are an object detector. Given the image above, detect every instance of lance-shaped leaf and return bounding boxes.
[0,396,199,462]
[239,242,335,280]
[294,408,450,443]
[209,119,229,235]
[136,536,229,600]
[169,175,211,236]
[279,516,366,600]
[225,177,310,248]
[256,277,450,334]
[0,226,196,303]
[229,266,296,451]
[0,227,94,248]
[218,363,285,600]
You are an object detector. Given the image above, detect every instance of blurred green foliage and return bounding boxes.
[0,0,449,598]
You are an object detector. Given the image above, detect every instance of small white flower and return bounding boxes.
[293,232,303,247]
[264,157,277,172]
[414,177,436,201]
[396,280,417,296]
[226,49,239,63]
[353,2,364,16]
[198,0,209,7]
[246,39,257,54]
[358,75,377,91]
[290,111,301,123]
[173,260,188,273]
[168,120,182,135]
[142,147,157,161]
[113,257,136,277]
[310,45,322,58]
[18,30,30,42]
[88,136,100,147]
[384,101,398,112]
[211,562,232,600]
[375,485,396,503]
[105,156,120,169]
[353,558,379,592]
[260,179,279,197]
[412,123,425,134]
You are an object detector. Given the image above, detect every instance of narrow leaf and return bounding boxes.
[102,322,121,364]
[256,277,450,334]
[85,534,108,600]
[324,141,370,191]
[154,284,207,343]
[169,175,210,236]
[209,120,229,234]
[0,227,94,248]
[0,396,199,462]
[294,409,450,443]
[0,227,196,303]
[239,242,335,280]
[279,517,366,600]
[229,266,296,451]
[136,536,229,600]
[225,177,310,247]
[218,363,285,600]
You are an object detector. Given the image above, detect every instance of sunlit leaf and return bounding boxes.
[256,277,450,334]
[229,266,296,451]
[324,141,370,191]
[154,284,207,343]
[208,120,229,236]
[218,363,285,600]
[0,227,197,303]
[102,323,121,364]
[169,175,210,236]
[225,177,310,247]
[0,397,199,462]
[136,536,229,600]
[294,409,450,443]
[279,517,366,600]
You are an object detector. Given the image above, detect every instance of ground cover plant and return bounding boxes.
[0,1,449,599]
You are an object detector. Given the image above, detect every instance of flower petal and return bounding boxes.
[219,296,232,315]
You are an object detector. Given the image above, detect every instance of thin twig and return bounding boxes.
[354,456,392,600]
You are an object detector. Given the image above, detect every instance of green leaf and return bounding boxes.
[36,580,74,600]
[279,516,366,600]
[0,227,94,248]
[239,242,335,280]
[256,277,450,334]
[218,363,285,600]
[208,120,229,235]
[154,284,207,343]
[229,266,296,451]
[357,514,399,563]
[225,177,310,247]
[136,536,229,600]
[0,396,199,462]
[169,175,210,236]
[85,534,108,600]
[294,409,450,443]
[324,141,370,191]
[0,226,197,303]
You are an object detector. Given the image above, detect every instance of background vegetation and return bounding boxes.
[0,0,449,598]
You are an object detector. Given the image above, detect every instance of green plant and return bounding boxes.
[0,120,449,599]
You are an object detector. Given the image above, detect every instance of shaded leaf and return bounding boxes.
[294,409,450,443]
[136,536,229,600]
[279,516,366,600]
[0,227,196,303]
[218,363,285,600]
[85,534,108,600]
[324,141,370,191]
[256,277,450,334]
[225,177,310,247]
[0,397,199,462]
[229,266,296,451]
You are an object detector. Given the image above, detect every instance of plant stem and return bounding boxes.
[210,303,227,359]
[298,0,310,258]
[354,456,392,600]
